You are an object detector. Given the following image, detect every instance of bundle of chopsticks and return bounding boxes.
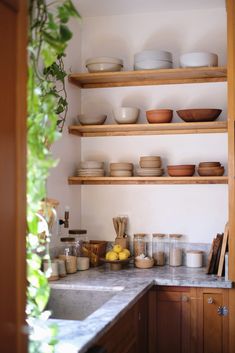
[112,216,128,239]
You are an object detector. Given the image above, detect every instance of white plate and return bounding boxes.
[79,161,104,169]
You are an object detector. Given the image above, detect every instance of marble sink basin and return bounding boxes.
[47,286,123,321]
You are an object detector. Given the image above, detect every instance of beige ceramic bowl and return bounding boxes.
[140,156,161,161]
[140,160,162,168]
[110,170,133,177]
[113,107,140,124]
[110,163,133,171]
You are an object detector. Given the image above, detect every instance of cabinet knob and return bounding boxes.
[217,306,229,316]
[207,297,214,304]
[181,295,189,302]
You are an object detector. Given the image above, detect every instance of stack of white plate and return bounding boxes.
[136,156,164,177]
[77,161,105,177]
[134,50,173,70]
[110,162,133,177]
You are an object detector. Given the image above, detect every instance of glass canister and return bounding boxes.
[133,233,146,257]
[68,229,88,257]
[152,233,166,266]
[59,237,77,273]
[169,234,183,267]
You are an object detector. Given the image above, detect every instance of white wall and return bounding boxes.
[47,18,82,247]
[79,8,228,243]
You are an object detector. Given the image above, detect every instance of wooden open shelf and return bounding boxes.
[69,121,227,137]
[68,66,227,89]
[68,176,228,185]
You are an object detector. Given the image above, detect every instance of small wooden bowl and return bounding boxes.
[100,257,133,271]
[197,166,224,176]
[146,109,173,124]
[135,258,154,269]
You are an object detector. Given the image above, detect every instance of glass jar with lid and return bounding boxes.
[152,233,166,266]
[169,234,183,267]
[59,237,77,273]
[133,233,146,257]
[68,229,88,257]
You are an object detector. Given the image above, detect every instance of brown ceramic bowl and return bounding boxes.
[198,161,221,168]
[176,109,222,122]
[167,168,195,177]
[167,164,195,169]
[197,166,224,176]
[146,109,173,124]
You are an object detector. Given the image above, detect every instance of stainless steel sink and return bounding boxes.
[47,286,122,321]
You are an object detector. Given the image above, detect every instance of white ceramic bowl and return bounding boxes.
[134,50,172,62]
[134,60,172,70]
[86,57,123,65]
[179,52,218,68]
[85,57,123,73]
[113,107,140,124]
[77,114,107,125]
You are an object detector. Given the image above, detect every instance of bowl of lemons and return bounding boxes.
[101,244,132,270]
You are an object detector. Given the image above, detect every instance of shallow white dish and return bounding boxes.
[86,57,123,65]
[77,114,107,125]
[134,50,172,62]
[134,60,172,70]
[86,62,123,73]
[113,107,140,124]
[179,52,218,68]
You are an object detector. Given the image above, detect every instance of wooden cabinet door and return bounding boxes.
[151,286,194,353]
[136,292,149,353]
[91,292,149,353]
[197,288,229,353]
[95,301,138,353]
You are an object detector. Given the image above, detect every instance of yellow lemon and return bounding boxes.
[123,248,131,257]
[113,244,123,253]
[118,251,128,260]
[107,251,119,261]
[105,251,112,260]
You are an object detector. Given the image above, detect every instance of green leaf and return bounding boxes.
[60,24,72,42]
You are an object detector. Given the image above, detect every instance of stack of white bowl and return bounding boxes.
[179,52,218,68]
[136,156,164,177]
[77,161,105,177]
[110,163,133,177]
[85,57,123,73]
[134,50,173,70]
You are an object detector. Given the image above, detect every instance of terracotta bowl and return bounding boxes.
[167,164,195,169]
[198,161,221,168]
[167,165,195,177]
[176,109,222,122]
[197,166,224,176]
[146,109,173,124]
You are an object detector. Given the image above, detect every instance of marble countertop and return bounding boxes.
[48,264,232,353]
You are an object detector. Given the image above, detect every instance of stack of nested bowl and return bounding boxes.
[77,161,105,177]
[134,50,173,70]
[197,162,224,176]
[167,164,195,177]
[110,163,133,177]
[136,156,164,177]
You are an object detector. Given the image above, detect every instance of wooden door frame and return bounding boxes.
[0,0,27,352]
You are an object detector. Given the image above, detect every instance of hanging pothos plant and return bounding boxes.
[27,1,80,352]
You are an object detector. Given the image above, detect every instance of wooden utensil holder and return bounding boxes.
[115,237,128,249]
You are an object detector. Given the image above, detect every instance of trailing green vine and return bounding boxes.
[27,1,80,352]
